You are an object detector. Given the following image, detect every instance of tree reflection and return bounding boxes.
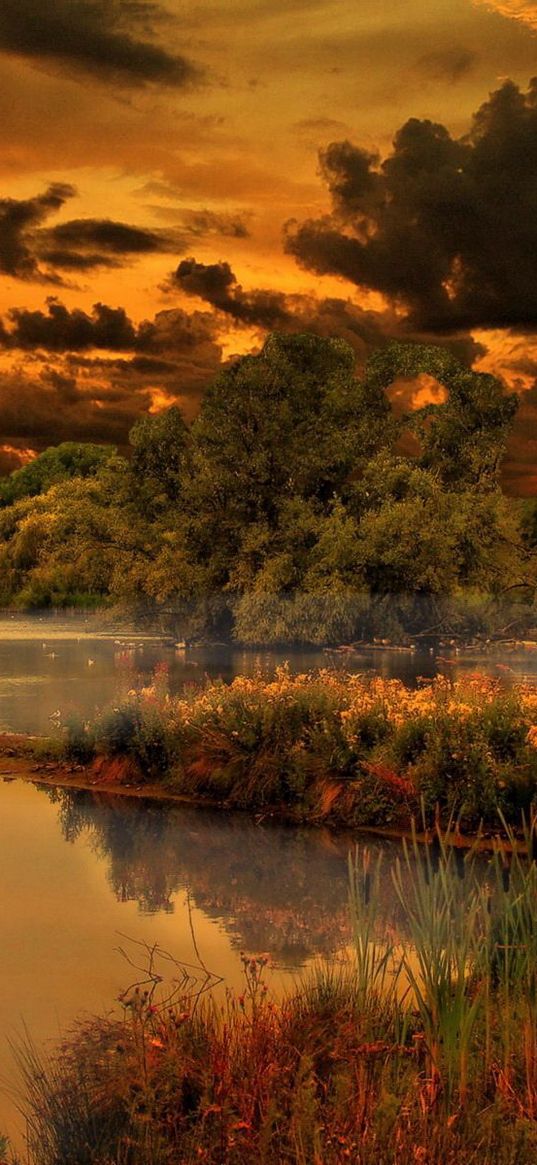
[40,787,393,963]
[39,785,496,968]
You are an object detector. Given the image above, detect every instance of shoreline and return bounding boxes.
[0,737,527,854]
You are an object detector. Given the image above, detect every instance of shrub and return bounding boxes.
[63,715,96,765]
[95,702,176,782]
[72,669,537,830]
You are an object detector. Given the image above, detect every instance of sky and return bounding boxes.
[0,0,537,491]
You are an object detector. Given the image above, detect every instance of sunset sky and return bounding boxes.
[1,0,537,490]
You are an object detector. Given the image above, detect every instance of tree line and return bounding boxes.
[0,332,534,643]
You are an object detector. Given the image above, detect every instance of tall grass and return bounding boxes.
[11,829,537,1164]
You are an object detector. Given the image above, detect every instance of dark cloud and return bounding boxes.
[0,297,225,451]
[0,298,223,364]
[37,249,121,272]
[0,336,222,451]
[3,299,136,351]
[171,257,292,328]
[0,364,140,447]
[415,47,477,83]
[0,183,75,280]
[168,254,482,368]
[135,305,222,357]
[0,185,185,281]
[285,78,537,334]
[37,217,183,271]
[0,0,200,89]
[44,217,178,255]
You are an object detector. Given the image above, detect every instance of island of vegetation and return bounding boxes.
[1,667,535,837]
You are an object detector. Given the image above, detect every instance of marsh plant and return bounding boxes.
[13,828,537,1164]
[76,667,537,830]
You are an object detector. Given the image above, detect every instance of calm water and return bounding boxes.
[0,778,375,1147]
[0,614,535,735]
[0,615,532,1151]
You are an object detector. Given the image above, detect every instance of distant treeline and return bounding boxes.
[0,332,536,644]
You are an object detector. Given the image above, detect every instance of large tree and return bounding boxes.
[363,342,518,488]
[184,332,391,576]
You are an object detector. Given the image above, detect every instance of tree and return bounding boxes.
[363,342,518,487]
[0,441,117,506]
[129,406,190,509]
[184,332,391,580]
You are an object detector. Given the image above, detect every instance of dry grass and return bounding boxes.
[13,833,537,1165]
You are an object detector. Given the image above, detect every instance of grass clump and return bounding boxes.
[16,830,537,1164]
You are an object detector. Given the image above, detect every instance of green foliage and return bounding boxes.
[129,406,190,509]
[0,334,531,642]
[365,341,518,488]
[520,498,537,548]
[95,700,175,781]
[96,704,143,755]
[63,715,96,764]
[65,670,537,830]
[0,442,116,506]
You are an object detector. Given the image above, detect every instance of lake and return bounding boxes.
[0,614,531,1152]
[0,613,535,736]
[0,777,377,1149]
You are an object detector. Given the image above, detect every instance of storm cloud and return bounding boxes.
[0,298,221,360]
[38,217,183,271]
[172,258,293,329]
[0,365,141,448]
[0,183,75,280]
[3,300,137,351]
[0,0,200,88]
[0,185,184,281]
[168,254,482,367]
[285,79,537,334]
[0,302,225,460]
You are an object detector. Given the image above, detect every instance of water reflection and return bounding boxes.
[1,614,537,734]
[0,777,495,1150]
[42,785,360,965]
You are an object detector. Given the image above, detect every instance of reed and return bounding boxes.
[10,827,537,1164]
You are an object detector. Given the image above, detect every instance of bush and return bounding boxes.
[73,670,537,830]
[63,715,96,765]
[96,701,176,782]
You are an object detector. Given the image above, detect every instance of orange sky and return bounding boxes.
[0,0,536,489]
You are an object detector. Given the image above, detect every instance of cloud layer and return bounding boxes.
[286,79,537,334]
[0,185,185,282]
[0,0,200,88]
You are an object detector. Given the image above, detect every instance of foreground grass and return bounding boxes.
[61,667,537,831]
[9,830,537,1165]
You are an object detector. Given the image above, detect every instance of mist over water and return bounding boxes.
[0,613,536,735]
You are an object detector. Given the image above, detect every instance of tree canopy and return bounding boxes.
[0,333,531,642]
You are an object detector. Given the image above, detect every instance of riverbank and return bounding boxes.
[10,835,537,1165]
[4,668,537,835]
